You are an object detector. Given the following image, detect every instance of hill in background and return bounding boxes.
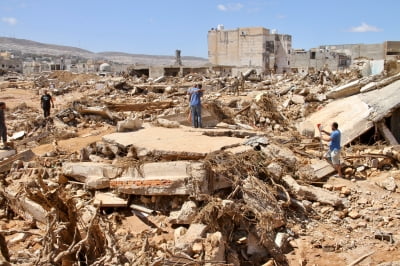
[0,37,208,66]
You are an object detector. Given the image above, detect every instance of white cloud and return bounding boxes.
[349,22,382,33]
[2,17,17,26]
[276,14,286,19]
[217,4,227,11]
[217,3,243,12]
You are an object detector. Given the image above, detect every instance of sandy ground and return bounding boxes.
[0,88,39,109]
[32,127,115,155]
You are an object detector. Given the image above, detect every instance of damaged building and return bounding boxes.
[0,51,23,73]
[208,26,292,75]
[207,26,400,76]
[292,41,400,74]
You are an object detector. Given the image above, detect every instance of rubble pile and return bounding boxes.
[0,65,400,265]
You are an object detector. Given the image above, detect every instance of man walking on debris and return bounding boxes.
[41,89,55,118]
[320,122,343,177]
[0,102,8,148]
[187,84,203,128]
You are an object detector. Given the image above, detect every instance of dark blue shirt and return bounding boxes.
[330,130,341,151]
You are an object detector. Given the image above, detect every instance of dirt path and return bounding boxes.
[0,88,39,109]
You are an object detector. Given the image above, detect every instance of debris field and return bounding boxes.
[0,60,400,265]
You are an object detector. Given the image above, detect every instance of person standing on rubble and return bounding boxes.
[320,122,343,177]
[187,84,203,128]
[0,102,8,148]
[40,89,55,118]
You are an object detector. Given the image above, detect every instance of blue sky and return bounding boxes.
[0,0,398,58]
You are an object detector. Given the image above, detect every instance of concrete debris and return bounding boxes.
[116,117,142,132]
[174,223,208,254]
[282,175,342,206]
[62,162,123,189]
[169,200,197,224]
[78,106,114,120]
[1,63,400,265]
[204,232,225,265]
[376,176,397,192]
[110,161,208,197]
[93,192,127,207]
[154,118,180,128]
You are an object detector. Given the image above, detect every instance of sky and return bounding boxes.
[0,0,399,58]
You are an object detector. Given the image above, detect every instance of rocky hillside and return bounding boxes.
[0,37,208,66]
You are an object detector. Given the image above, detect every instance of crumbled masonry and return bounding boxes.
[0,61,400,265]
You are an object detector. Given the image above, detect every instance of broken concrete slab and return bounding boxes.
[94,192,127,207]
[282,175,342,206]
[110,161,210,197]
[299,80,400,146]
[326,79,363,99]
[0,150,34,173]
[310,159,335,179]
[103,124,244,160]
[78,106,114,120]
[4,190,47,224]
[116,118,142,132]
[261,144,297,169]
[0,150,16,161]
[361,72,400,93]
[62,162,123,189]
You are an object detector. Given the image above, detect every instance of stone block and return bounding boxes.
[205,232,225,265]
[62,162,123,189]
[94,192,127,207]
[174,223,208,254]
[116,118,142,132]
[110,161,208,197]
[169,201,197,224]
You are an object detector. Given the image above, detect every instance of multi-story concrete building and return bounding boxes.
[208,26,292,75]
[208,26,400,75]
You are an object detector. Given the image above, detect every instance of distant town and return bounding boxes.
[1,26,399,78]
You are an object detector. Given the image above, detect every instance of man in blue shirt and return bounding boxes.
[187,84,203,128]
[320,122,342,177]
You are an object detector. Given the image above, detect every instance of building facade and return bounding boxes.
[208,26,400,75]
[0,52,23,73]
[208,26,292,75]
[291,41,400,73]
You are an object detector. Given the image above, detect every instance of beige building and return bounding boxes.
[208,26,292,75]
[0,52,23,73]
